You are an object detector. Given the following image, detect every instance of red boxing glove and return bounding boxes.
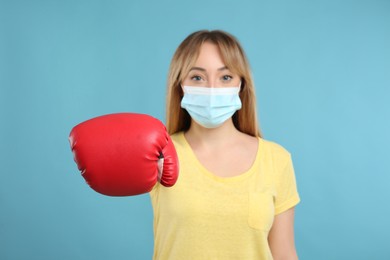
[69,113,179,196]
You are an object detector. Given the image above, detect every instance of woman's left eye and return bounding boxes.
[222,75,233,81]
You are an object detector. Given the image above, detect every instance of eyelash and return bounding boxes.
[222,75,233,81]
[190,75,233,81]
[191,75,203,81]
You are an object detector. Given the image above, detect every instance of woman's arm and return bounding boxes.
[268,207,298,260]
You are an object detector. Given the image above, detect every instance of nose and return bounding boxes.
[208,81,216,88]
[208,78,219,88]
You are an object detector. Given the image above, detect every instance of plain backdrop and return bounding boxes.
[1,0,389,259]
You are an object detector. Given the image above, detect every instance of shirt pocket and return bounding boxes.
[248,192,275,231]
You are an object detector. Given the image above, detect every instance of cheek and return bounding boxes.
[181,74,192,86]
[181,78,189,86]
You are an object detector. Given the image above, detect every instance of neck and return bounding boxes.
[184,119,239,146]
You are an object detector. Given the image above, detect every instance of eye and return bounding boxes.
[221,75,233,81]
[191,75,203,81]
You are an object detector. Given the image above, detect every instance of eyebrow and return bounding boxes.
[189,66,229,72]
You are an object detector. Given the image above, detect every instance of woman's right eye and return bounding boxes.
[191,75,203,81]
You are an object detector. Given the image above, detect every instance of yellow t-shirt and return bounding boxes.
[149,132,300,259]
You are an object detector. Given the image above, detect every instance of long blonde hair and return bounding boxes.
[166,30,262,137]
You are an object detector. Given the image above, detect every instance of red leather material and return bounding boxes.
[69,113,179,196]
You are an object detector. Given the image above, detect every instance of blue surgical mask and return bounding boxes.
[181,85,242,128]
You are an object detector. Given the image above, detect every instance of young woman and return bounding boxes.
[150,30,301,259]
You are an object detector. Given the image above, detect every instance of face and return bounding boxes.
[182,42,241,88]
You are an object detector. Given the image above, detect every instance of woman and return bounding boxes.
[150,30,300,259]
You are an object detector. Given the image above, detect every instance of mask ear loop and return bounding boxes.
[238,79,245,93]
[237,81,242,94]
[179,83,185,97]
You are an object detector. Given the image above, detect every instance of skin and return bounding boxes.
[182,41,298,259]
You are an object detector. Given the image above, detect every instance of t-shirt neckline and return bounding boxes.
[178,131,263,183]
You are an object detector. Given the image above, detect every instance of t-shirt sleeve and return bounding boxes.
[274,153,300,215]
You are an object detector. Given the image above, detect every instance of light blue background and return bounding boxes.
[1,0,389,259]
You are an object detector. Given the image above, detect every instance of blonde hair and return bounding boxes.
[166,30,262,137]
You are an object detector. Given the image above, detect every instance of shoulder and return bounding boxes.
[259,139,297,191]
[259,138,292,164]
[170,131,183,141]
[170,131,186,150]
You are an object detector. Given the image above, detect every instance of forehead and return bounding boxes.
[193,42,225,68]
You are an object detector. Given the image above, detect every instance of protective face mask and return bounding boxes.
[181,85,242,128]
